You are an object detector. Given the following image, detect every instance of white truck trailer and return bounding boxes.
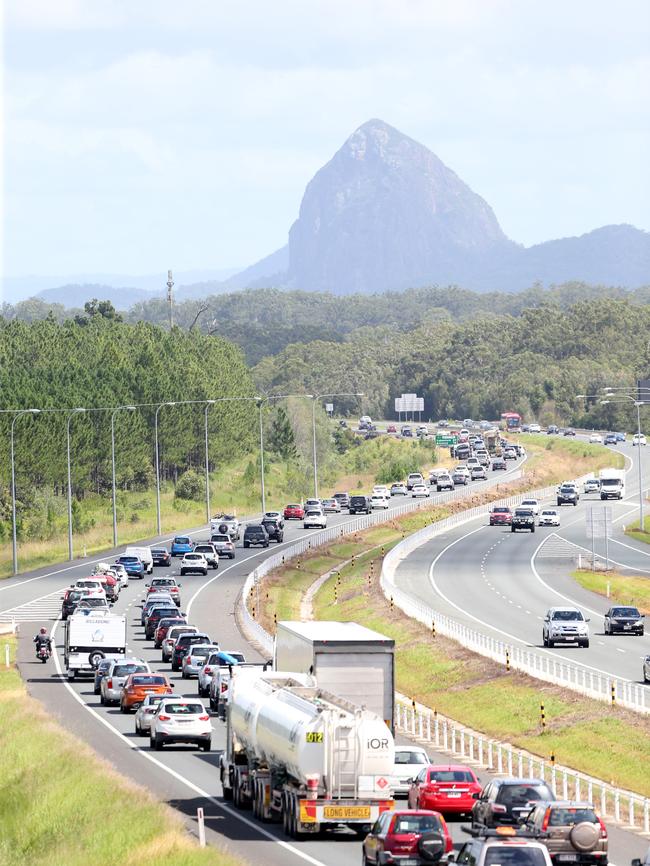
[599,467,625,500]
[220,669,395,837]
[64,612,126,679]
[274,621,395,730]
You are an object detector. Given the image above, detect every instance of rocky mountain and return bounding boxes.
[214,119,648,295]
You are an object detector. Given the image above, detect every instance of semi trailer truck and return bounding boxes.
[219,669,395,837]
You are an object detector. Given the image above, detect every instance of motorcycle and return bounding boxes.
[36,644,51,663]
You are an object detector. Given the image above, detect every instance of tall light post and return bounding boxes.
[10,409,40,574]
[600,395,646,531]
[111,405,136,547]
[66,407,86,561]
[204,400,215,523]
[311,392,363,498]
[258,394,313,514]
[154,401,177,535]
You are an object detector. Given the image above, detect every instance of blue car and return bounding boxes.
[171,535,193,557]
[605,434,617,445]
[615,432,626,442]
[115,555,144,578]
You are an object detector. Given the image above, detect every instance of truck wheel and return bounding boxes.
[531,526,535,532]
[573,501,577,506]
[511,526,515,532]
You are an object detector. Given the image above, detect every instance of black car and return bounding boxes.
[261,516,284,543]
[557,485,579,506]
[61,589,84,620]
[151,547,172,567]
[604,433,617,445]
[348,495,372,515]
[93,658,113,695]
[491,457,507,471]
[171,632,213,671]
[145,606,181,640]
[511,509,535,532]
[472,778,555,827]
[563,429,576,437]
[604,606,644,636]
[243,524,270,548]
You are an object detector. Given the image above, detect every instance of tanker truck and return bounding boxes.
[219,669,396,838]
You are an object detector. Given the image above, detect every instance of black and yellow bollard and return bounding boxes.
[431,620,436,638]
[251,605,256,620]
[611,683,616,706]
[540,703,546,731]
[381,546,385,557]
[550,752,555,766]
[273,612,277,627]
[390,596,394,612]
[505,649,510,671]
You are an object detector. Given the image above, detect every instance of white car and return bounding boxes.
[528,423,541,433]
[73,578,106,598]
[304,509,327,529]
[108,563,129,587]
[538,509,560,526]
[454,465,471,480]
[583,478,600,493]
[391,482,408,496]
[470,466,487,480]
[520,498,540,515]
[321,498,341,513]
[391,746,430,797]
[370,493,390,509]
[633,433,647,446]
[134,693,179,735]
[150,697,212,751]
[162,624,198,663]
[100,658,150,706]
[436,473,454,491]
[543,606,590,648]
[589,433,603,444]
[180,552,208,576]
[372,485,390,497]
[304,498,322,510]
[411,484,429,498]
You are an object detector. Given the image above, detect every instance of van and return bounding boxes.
[124,546,154,575]
[406,472,424,490]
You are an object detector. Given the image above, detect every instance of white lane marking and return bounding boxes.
[49,626,328,866]
[428,527,642,681]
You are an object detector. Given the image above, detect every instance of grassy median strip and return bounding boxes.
[572,569,650,613]
[0,637,243,866]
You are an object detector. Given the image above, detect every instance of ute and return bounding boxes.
[511,508,535,533]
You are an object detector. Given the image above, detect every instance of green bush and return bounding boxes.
[175,469,204,501]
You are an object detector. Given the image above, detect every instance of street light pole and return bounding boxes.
[66,408,86,561]
[154,402,177,536]
[10,409,40,574]
[635,401,644,531]
[258,400,266,515]
[204,400,215,523]
[111,405,136,547]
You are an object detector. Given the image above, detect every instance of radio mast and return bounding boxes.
[166,269,174,329]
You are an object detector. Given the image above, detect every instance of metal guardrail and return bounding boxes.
[395,695,650,833]
[380,480,650,716]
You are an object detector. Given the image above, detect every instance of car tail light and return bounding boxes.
[199,714,209,721]
[106,679,113,688]
[541,807,552,831]
[221,682,228,692]
[159,714,171,721]
[597,817,607,839]
[492,804,507,813]
[204,667,212,674]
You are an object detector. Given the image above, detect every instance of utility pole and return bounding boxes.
[166,269,174,329]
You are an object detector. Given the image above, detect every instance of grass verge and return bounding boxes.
[572,569,650,613]
[0,636,242,866]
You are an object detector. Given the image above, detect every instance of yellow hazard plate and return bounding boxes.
[323,805,371,820]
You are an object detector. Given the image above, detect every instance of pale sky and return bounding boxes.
[3,0,650,279]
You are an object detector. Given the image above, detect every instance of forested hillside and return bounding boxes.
[0,316,255,541]
[253,298,650,429]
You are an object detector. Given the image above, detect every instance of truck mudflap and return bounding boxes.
[299,799,394,824]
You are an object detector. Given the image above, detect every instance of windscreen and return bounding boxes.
[429,770,475,782]
[497,784,554,806]
[114,664,147,677]
[394,751,428,765]
[549,807,597,826]
[484,848,548,866]
[131,675,167,686]
[392,814,441,834]
[163,703,203,715]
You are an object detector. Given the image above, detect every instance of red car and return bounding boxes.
[387,424,397,433]
[362,809,452,865]
[408,764,481,815]
[283,503,305,520]
[489,506,512,526]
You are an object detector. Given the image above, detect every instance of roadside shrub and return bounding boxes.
[175,469,204,501]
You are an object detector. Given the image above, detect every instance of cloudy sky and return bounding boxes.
[4,0,650,281]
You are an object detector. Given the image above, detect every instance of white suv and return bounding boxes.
[543,606,590,648]
[149,697,212,751]
[180,552,208,576]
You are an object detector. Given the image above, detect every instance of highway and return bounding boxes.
[3,448,648,865]
[394,441,650,689]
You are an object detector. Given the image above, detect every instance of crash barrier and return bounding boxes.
[395,694,650,834]
[380,479,650,716]
[239,466,524,657]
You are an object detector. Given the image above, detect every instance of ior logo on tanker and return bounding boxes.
[367,737,390,750]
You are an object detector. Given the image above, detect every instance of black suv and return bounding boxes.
[348,495,372,514]
[171,631,213,671]
[472,778,555,827]
[243,524,270,548]
[61,589,84,620]
[557,485,579,506]
[511,509,536,533]
[144,606,180,640]
[261,516,284,543]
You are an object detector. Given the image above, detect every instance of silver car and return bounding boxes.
[197,650,246,697]
[109,563,129,587]
[181,644,220,679]
[100,658,149,706]
[391,746,430,797]
[134,693,180,735]
[161,624,198,662]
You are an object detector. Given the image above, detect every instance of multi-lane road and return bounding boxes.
[394,441,650,688]
[3,444,648,865]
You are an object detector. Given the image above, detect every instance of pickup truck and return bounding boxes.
[557,484,579,506]
[511,508,536,533]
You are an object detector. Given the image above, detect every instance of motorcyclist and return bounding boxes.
[33,627,52,655]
